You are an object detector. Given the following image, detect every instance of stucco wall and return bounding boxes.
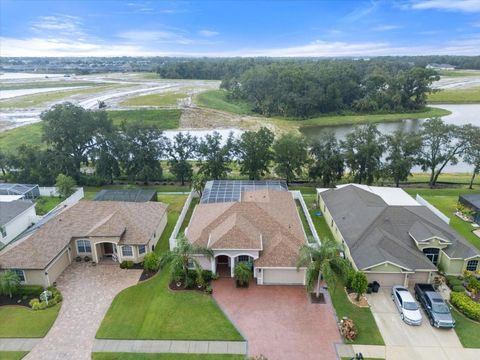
[24,269,48,287]
[440,252,466,275]
[1,205,36,246]
[368,262,405,273]
[46,249,71,286]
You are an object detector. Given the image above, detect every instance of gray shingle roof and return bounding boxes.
[0,200,34,227]
[321,185,479,270]
[460,194,480,211]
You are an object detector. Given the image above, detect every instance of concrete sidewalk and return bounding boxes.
[0,338,40,351]
[93,339,247,355]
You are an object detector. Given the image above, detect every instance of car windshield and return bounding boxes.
[403,301,419,310]
[432,302,450,314]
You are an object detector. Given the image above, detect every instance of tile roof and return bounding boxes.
[0,200,35,227]
[321,185,479,270]
[187,189,306,267]
[0,200,168,270]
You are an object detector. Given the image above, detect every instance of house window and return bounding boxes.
[138,245,146,255]
[467,260,479,272]
[238,255,250,263]
[76,239,91,253]
[423,248,440,265]
[122,245,133,257]
[11,269,25,282]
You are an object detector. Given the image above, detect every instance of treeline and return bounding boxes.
[0,103,479,189]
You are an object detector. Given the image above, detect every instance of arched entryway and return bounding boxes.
[94,242,119,264]
[213,254,256,278]
[215,255,230,278]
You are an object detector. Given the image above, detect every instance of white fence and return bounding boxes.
[169,190,197,250]
[39,186,60,197]
[416,194,450,224]
[44,188,85,216]
[291,190,321,245]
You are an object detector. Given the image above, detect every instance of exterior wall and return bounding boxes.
[364,272,407,287]
[45,249,71,286]
[440,251,467,275]
[195,255,212,270]
[259,268,306,285]
[368,263,405,273]
[23,269,48,287]
[149,211,168,252]
[463,255,480,273]
[407,271,432,286]
[1,205,36,246]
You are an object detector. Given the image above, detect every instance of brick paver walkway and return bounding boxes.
[213,278,341,360]
[24,262,142,360]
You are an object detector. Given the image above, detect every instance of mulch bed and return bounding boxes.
[139,269,158,282]
[168,281,209,293]
[0,294,35,308]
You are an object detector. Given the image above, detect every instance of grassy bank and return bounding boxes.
[437,70,480,77]
[196,89,252,115]
[121,92,187,107]
[0,304,60,338]
[427,86,480,104]
[0,123,43,153]
[451,307,480,348]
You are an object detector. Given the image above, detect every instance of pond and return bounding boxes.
[300,104,480,173]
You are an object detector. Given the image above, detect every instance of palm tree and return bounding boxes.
[159,234,213,284]
[0,270,21,298]
[297,240,351,297]
[234,262,252,286]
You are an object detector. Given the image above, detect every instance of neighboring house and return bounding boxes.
[317,184,480,287]
[0,200,37,248]
[93,189,158,202]
[0,183,40,200]
[426,63,456,70]
[0,201,168,287]
[459,194,480,225]
[184,180,308,285]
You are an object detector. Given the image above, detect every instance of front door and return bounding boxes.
[103,243,114,256]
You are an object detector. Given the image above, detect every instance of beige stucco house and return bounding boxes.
[317,184,480,287]
[183,181,308,285]
[0,201,168,287]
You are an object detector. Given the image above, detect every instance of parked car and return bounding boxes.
[414,283,455,328]
[391,285,422,325]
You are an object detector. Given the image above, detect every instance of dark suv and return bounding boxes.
[414,283,455,329]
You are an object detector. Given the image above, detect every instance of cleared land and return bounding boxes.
[427,86,480,103]
[0,304,60,338]
[120,92,187,107]
[92,354,244,360]
[436,70,480,77]
[0,81,99,90]
[196,90,252,115]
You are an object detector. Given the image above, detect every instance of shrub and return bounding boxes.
[18,285,44,297]
[29,298,40,307]
[234,262,252,286]
[143,252,160,272]
[351,271,368,301]
[120,260,134,269]
[450,292,480,321]
[185,275,195,289]
[451,285,466,293]
[340,318,357,341]
[446,277,463,289]
[466,276,480,295]
[345,267,356,290]
[201,270,214,283]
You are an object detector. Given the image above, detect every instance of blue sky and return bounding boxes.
[1,0,479,57]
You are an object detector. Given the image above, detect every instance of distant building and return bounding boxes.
[0,200,36,248]
[426,63,456,71]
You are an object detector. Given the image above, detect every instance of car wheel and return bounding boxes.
[429,317,434,327]
[400,313,404,320]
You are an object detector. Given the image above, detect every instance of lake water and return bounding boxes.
[300,104,480,173]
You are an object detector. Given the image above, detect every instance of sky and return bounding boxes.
[1,0,480,57]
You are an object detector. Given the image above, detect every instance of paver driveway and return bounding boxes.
[367,287,480,360]
[24,262,142,360]
[213,278,341,360]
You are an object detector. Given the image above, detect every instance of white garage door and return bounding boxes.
[366,272,406,287]
[262,268,305,285]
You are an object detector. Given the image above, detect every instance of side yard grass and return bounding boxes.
[34,196,64,215]
[0,351,28,360]
[451,307,480,348]
[92,353,245,360]
[0,304,60,338]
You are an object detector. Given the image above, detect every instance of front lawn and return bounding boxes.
[92,353,245,360]
[95,265,243,340]
[451,307,480,348]
[0,304,60,338]
[0,352,28,360]
[35,196,64,215]
[404,188,480,251]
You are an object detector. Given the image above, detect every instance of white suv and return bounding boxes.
[392,285,422,326]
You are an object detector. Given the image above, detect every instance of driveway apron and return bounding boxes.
[24,262,142,360]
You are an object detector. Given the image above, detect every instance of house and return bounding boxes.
[93,189,158,202]
[183,180,308,285]
[0,199,37,248]
[0,200,168,287]
[317,184,480,287]
[459,194,480,224]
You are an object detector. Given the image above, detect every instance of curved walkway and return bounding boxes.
[24,262,142,360]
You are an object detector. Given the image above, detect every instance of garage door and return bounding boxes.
[262,268,305,285]
[366,272,406,287]
[407,271,432,286]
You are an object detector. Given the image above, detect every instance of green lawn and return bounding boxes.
[107,109,181,128]
[196,90,252,115]
[427,86,480,104]
[295,199,314,241]
[0,304,60,338]
[34,196,64,215]
[0,123,43,153]
[0,81,99,90]
[406,173,480,185]
[92,353,245,360]
[121,92,187,107]
[179,197,199,234]
[451,307,480,348]
[0,351,28,360]
[404,187,480,251]
[437,70,480,77]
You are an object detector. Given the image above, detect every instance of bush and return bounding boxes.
[201,270,214,283]
[340,318,357,341]
[451,285,466,293]
[143,252,160,272]
[120,260,134,269]
[450,292,480,321]
[345,267,356,290]
[446,277,463,289]
[211,273,220,281]
[29,298,40,307]
[351,271,368,301]
[466,276,480,294]
[18,285,44,297]
[185,275,195,289]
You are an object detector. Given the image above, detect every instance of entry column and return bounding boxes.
[230,256,235,277]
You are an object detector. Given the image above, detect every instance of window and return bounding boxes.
[238,255,250,263]
[76,239,91,253]
[122,245,133,257]
[12,269,25,282]
[423,248,440,265]
[138,245,146,255]
[467,260,479,272]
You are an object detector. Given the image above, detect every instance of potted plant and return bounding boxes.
[234,262,252,288]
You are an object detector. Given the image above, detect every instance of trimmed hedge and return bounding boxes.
[450,292,480,321]
[17,285,44,297]
[446,276,463,289]
[451,285,466,293]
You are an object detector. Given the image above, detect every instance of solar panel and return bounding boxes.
[200,180,288,204]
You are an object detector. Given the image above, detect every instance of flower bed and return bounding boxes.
[29,286,63,311]
[0,285,44,308]
[450,292,480,321]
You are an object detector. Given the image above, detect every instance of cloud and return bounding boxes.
[31,15,85,38]
[407,0,480,13]
[372,24,403,31]
[118,30,193,44]
[343,1,380,22]
[198,30,219,37]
